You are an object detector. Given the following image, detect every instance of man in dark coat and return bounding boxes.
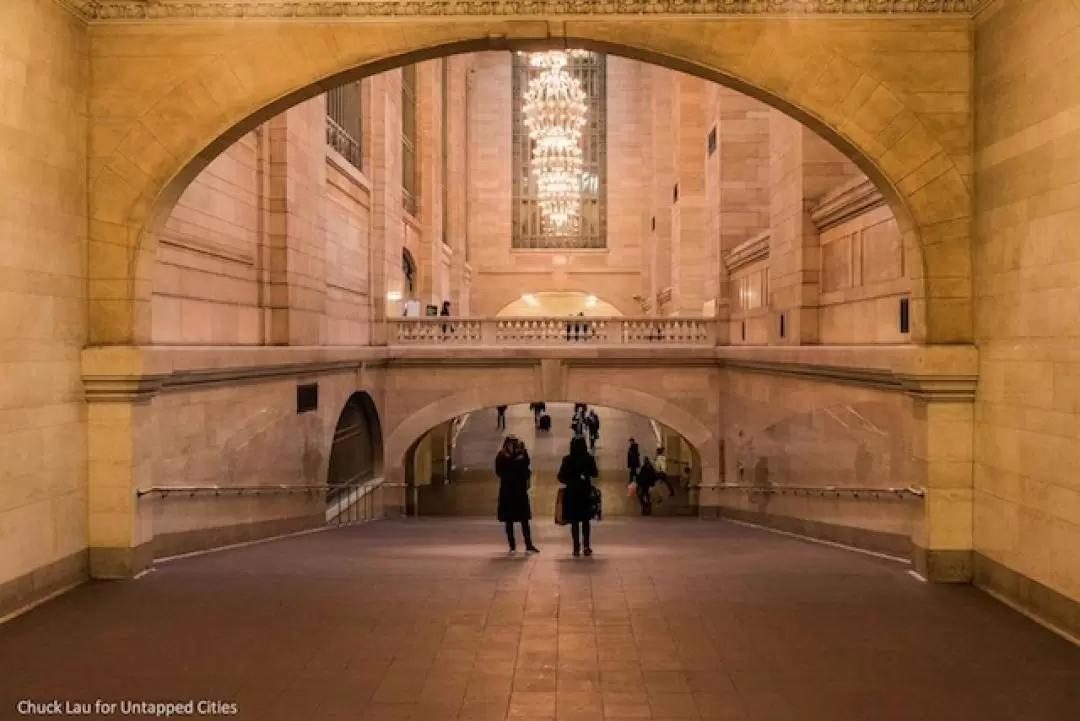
[636,457,658,516]
[627,438,641,485]
[557,436,599,557]
[495,436,538,553]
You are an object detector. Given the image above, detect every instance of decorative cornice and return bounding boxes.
[897,373,979,403]
[809,175,887,231]
[723,230,770,273]
[58,0,982,22]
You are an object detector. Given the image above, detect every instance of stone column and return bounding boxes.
[83,352,163,579]
[445,56,470,313]
[670,74,709,315]
[767,113,858,345]
[416,60,444,306]
[649,65,676,314]
[264,99,329,345]
[368,71,405,346]
[904,376,978,582]
[706,87,771,328]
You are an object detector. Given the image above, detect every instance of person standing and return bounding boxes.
[586,410,600,451]
[529,401,546,428]
[496,405,507,431]
[440,300,452,336]
[627,438,641,486]
[636,457,657,516]
[557,437,598,557]
[654,446,675,497]
[495,436,538,554]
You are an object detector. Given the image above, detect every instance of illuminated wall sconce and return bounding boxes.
[521,294,540,307]
[386,290,403,302]
[551,255,568,266]
[584,295,597,308]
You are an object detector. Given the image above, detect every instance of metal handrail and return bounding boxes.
[708,484,925,498]
[136,480,387,498]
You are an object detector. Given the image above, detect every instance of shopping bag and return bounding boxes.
[554,487,567,526]
[626,482,638,498]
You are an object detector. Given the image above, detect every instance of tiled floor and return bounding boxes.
[1,519,1077,720]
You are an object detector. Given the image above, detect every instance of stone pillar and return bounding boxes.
[905,377,977,582]
[767,113,859,345]
[670,74,709,315]
[706,87,771,326]
[264,99,329,345]
[416,60,444,306]
[649,65,676,314]
[445,56,470,313]
[368,71,405,343]
[83,352,162,579]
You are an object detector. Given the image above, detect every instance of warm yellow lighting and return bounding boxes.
[521,294,540,307]
[387,290,403,302]
[585,295,597,308]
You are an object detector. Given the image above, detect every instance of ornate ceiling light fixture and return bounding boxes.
[521,50,590,234]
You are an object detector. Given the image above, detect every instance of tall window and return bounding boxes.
[326,82,362,169]
[401,64,418,217]
[512,52,607,250]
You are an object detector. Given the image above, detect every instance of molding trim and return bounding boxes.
[57,0,983,22]
[80,346,977,403]
[721,357,978,402]
[84,374,166,403]
[809,176,887,231]
[723,230,770,274]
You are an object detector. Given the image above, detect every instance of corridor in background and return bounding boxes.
[416,404,696,518]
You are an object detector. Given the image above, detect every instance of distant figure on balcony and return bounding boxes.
[565,312,589,342]
[496,405,507,431]
[557,436,598,557]
[496,436,538,554]
[440,300,452,335]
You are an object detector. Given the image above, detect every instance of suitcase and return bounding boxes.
[538,414,551,431]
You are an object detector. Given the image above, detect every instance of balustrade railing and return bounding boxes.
[389,317,717,346]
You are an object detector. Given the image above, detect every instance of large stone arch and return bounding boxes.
[382,381,721,496]
[88,15,972,346]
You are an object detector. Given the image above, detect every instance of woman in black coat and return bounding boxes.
[557,436,599,556]
[496,436,538,553]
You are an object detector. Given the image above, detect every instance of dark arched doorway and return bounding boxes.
[327,392,383,512]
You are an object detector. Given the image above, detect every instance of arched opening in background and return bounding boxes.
[404,402,700,519]
[495,292,623,318]
[326,392,383,505]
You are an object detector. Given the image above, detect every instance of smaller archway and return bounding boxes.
[326,392,384,505]
[496,291,623,317]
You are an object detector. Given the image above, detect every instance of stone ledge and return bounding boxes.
[153,514,328,560]
[974,553,1080,642]
[809,176,887,231]
[709,506,912,558]
[0,551,88,622]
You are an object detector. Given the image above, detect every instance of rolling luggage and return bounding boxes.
[538,414,551,431]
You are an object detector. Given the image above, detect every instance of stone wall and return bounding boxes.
[974,0,1080,627]
[716,368,919,554]
[0,0,89,618]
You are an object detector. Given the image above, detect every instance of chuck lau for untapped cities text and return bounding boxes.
[17,700,239,716]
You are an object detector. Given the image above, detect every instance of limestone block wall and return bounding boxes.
[324,157,373,345]
[147,372,380,558]
[817,200,910,344]
[974,0,1080,616]
[0,0,89,615]
[155,132,262,344]
[718,369,919,554]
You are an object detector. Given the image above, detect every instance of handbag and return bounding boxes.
[554,487,567,526]
[627,482,638,498]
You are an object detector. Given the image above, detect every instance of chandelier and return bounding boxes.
[521,51,590,234]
